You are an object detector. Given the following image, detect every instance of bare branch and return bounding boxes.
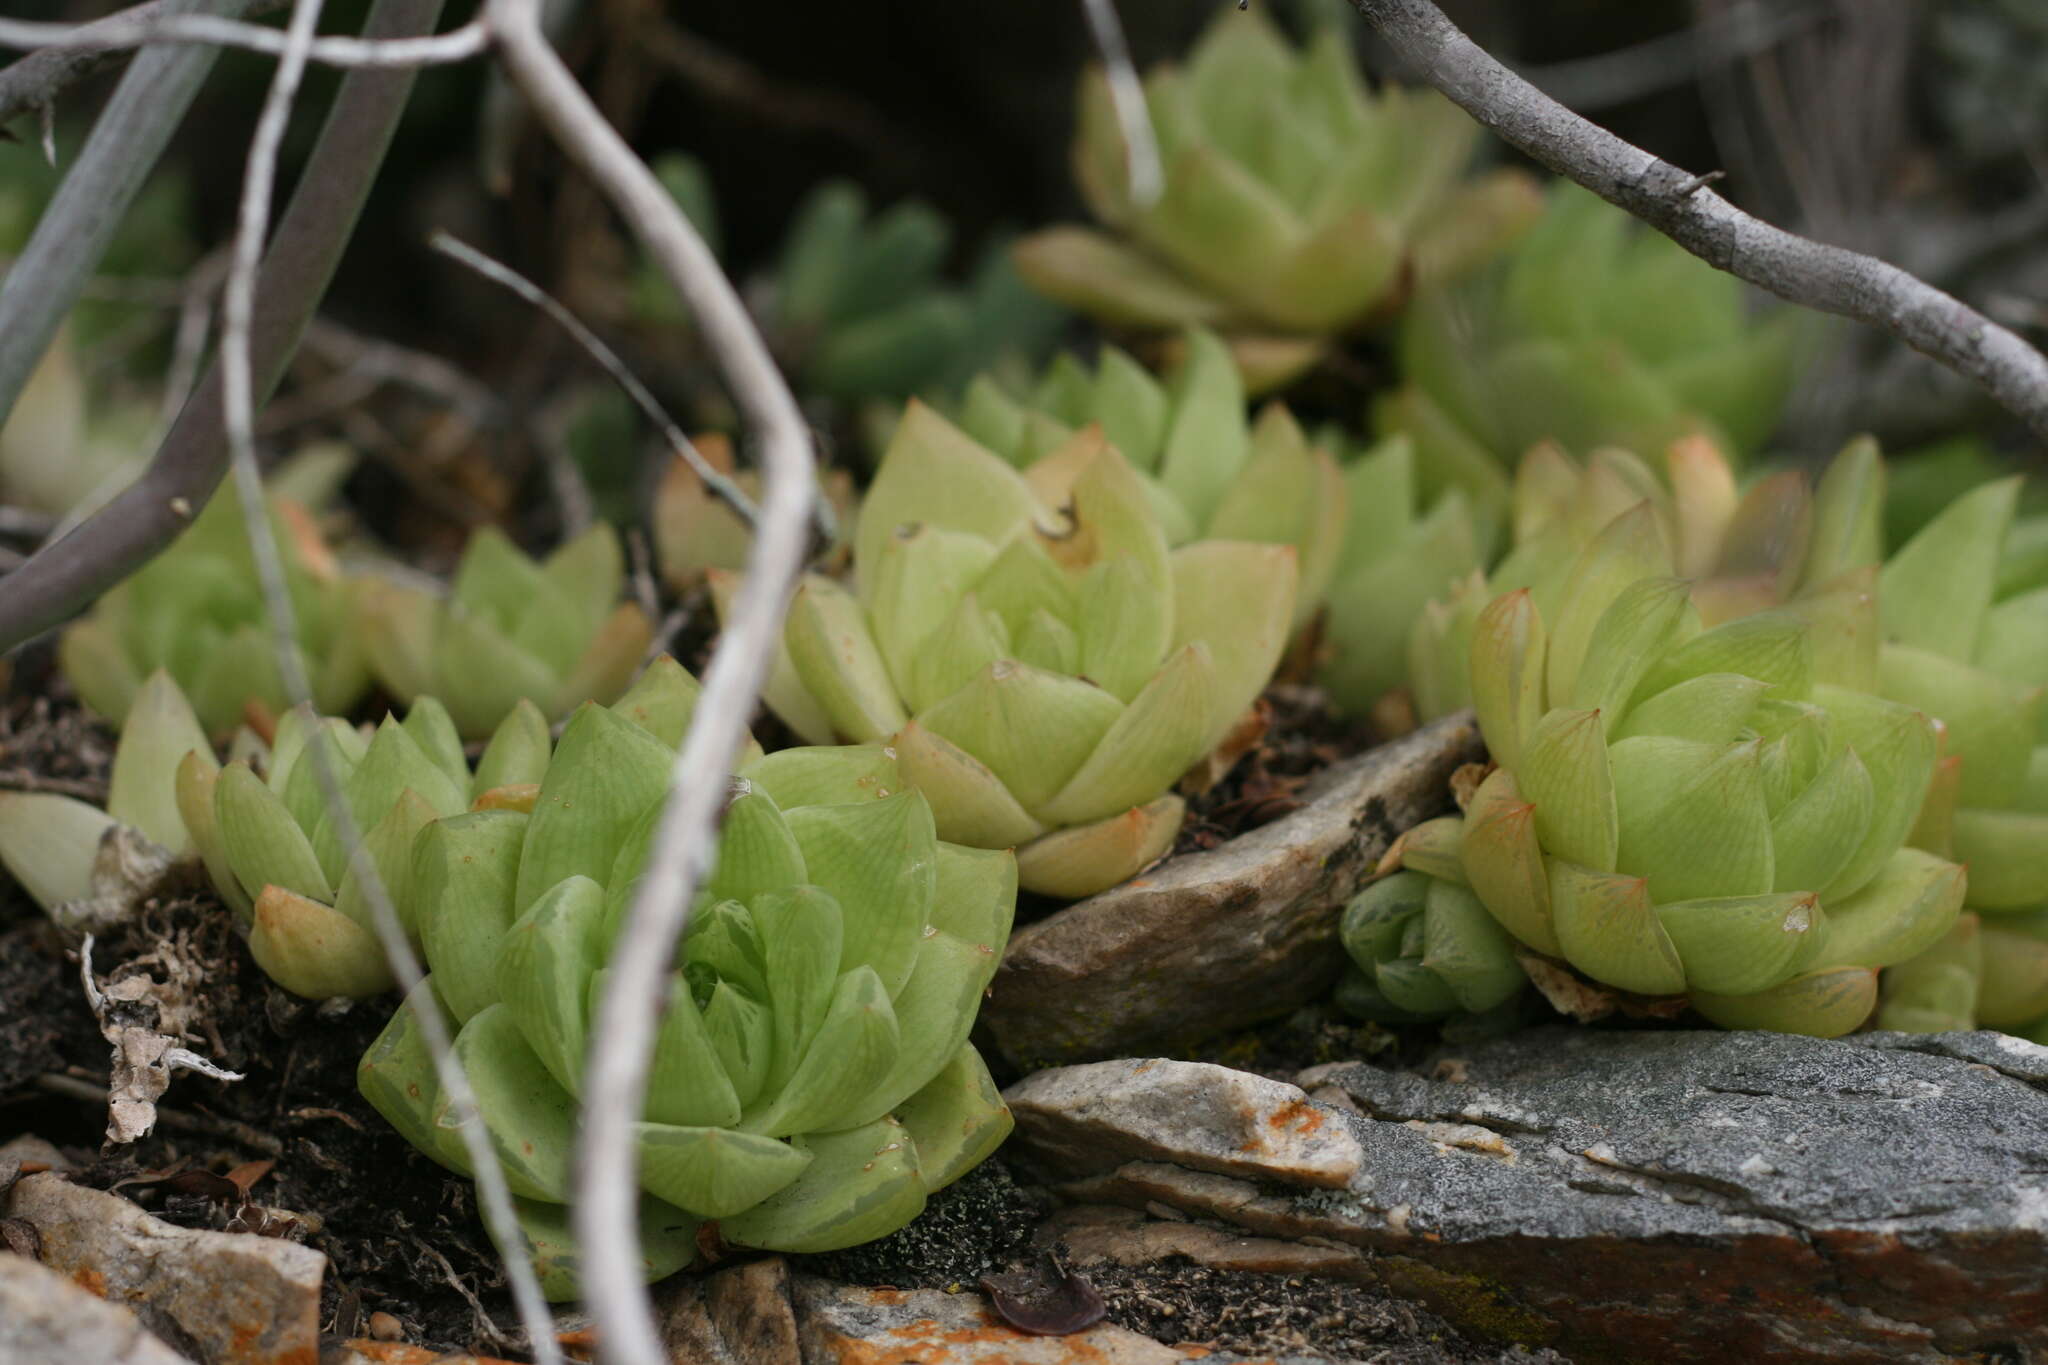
[0,0,291,128]
[1077,0,1160,206]
[427,230,759,527]
[0,11,489,69]
[486,0,817,1359]
[0,0,447,653]
[205,0,565,1354]
[1348,0,2048,443]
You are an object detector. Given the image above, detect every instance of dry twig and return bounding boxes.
[486,1,818,1361]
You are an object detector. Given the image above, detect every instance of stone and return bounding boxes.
[1040,1205,1378,1284]
[1010,1029,2048,1363]
[0,1251,192,1365]
[790,1276,1188,1364]
[0,1135,72,1171]
[325,1347,526,1365]
[1004,1058,1361,1190]
[656,1256,802,1365]
[4,1172,324,1365]
[982,713,1484,1069]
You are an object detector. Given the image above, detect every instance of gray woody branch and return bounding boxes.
[1349,0,2048,443]
[0,0,440,654]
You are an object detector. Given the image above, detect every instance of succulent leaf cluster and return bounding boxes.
[59,458,371,736]
[721,401,1298,898]
[637,154,1066,408]
[357,524,652,740]
[1380,183,1808,521]
[1871,482,2048,1036]
[355,660,1016,1297]
[956,328,1347,625]
[175,690,550,999]
[1388,436,1882,725]
[0,670,212,927]
[652,433,859,593]
[1014,9,1540,391]
[1343,458,1961,1036]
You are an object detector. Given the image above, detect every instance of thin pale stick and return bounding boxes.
[427,231,759,527]
[1347,0,2048,442]
[0,12,488,67]
[1077,0,1161,207]
[486,0,817,1360]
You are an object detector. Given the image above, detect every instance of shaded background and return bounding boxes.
[6,0,2048,537]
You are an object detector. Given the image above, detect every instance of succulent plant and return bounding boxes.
[955,328,1347,627]
[1870,479,2048,1037]
[1013,8,1540,393]
[635,154,1066,409]
[1336,864,1526,1028]
[1371,486,1960,1036]
[0,329,157,522]
[171,687,548,999]
[1317,434,1483,722]
[355,659,1016,1297]
[1395,436,1885,726]
[652,433,858,594]
[58,461,371,736]
[356,523,652,740]
[1380,183,1809,521]
[0,670,213,929]
[715,401,1298,898]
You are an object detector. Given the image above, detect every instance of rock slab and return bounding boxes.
[0,1250,192,1364]
[1007,1029,2048,1363]
[792,1277,1193,1364]
[1006,1058,1362,1190]
[983,713,1484,1068]
[4,1173,324,1365]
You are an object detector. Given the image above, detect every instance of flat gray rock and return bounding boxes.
[0,1251,192,1365]
[982,713,1484,1069]
[1006,1058,1362,1190]
[1008,1029,2048,1363]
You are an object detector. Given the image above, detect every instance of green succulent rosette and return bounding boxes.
[355,661,1016,1298]
[58,454,370,736]
[1394,436,1886,726]
[635,154,1065,408]
[173,685,553,1000]
[1381,183,1810,525]
[956,329,1347,627]
[1013,8,1540,393]
[1336,862,1527,1029]
[1870,480,2048,1036]
[716,401,1298,899]
[356,523,653,740]
[1367,493,1960,1036]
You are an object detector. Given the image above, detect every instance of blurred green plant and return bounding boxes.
[356,523,652,740]
[714,401,1297,898]
[652,431,858,594]
[356,658,1016,1297]
[954,328,1346,628]
[1379,183,1810,529]
[1869,479,2048,1039]
[1013,7,1540,393]
[634,153,1067,412]
[0,327,157,521]
[58,446,369,736]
